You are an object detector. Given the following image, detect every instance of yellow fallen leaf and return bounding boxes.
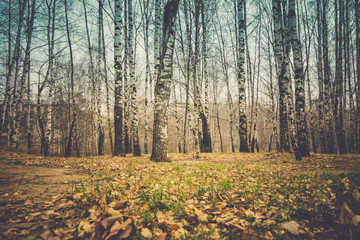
[174,227,188,239]
[157,211,166,223]
[141,204,150,213]
[108,207,122,217]
[264,230,273,239]
[283,221,299,235]
[153,228,167,240]
[78,220,93,237]
[141,228,153,239]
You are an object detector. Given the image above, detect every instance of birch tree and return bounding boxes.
[288,0,310,157]
[128,0,141,156]
[322,0,335,153]
[237,0,249,152]
[10,0,36,149]
[64,0,77,157]
[114,0,125,157]
[140,0,151,154]
[151,0,180,162]
[356,0,360,152]
[334,0,346,154]
[97,0,105,155]
[4,0,27,147]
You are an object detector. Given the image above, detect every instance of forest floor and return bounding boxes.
[0,150,359,240]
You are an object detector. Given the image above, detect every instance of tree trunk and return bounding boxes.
[27,54,31,154]
[322,0,335,153]
[1,0,13,135]
[356,0,360,153]
[154,0,162,97]
[128,0,141,156]
[114,0,125,157]
[97,0,105,156]
[151,0,180,162]
[100,1,114,155]
[237,0,249,152]
[141,0,150,154]
[11,0,36,149]
[182,0,191,154]
[6,0,27,148]
[289,0,310,157]
[334,0,347,154]
[173,82,181,153]
[64,0,76,158]
[272,0,289,153]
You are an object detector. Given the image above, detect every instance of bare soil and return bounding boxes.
[0,162,88,238]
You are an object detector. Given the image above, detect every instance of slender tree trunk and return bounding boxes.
[193,0,201,158]
[289,0,310,157]
[64,0,76,158]
[11,0,36,149]
[141,0,150,154]
[96,0,105,156]
[316,0,325,152]
[173,82,181,152]
[100,2,114,155]
[27,55,31,154]
[151,0,180,162]
[213,78,223,152]
[82,0,97,156]
[237,0,249,152]
[123,0,131,154]
[154,0,161,99]
[355,0,360,153]
[1,0,12,135]
[128,0,141,156]
[334,0,347,154]
[272,0,289,153]
[322,0,335,153]
[7,0,27,147]
[267,27,278,152]
[201,0,210,132]
[114,0,125,157]
[44,0,56,156]
[182,0,191,154]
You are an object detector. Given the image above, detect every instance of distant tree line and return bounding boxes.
[0,0,359,160]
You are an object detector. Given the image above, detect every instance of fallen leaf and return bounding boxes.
[351,215,360,227]
[78,220,93,237]
[141,228,153,239]
[157,211,166,223]
[264,230,273,239]
[141,204,150,213]
[153,228,167,240]
[108,207,122,217]
[173,227,188,239]
[283,221,300,235]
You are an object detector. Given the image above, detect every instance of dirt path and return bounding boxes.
[0,163,89,238]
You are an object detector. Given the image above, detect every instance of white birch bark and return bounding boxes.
[128,0,141,156]
[114,0,125,157]
[45,0,56,156]
[11,0,36,149]
[151,0,180,162]
[64,0,76,157]
[237,0,249,152]
[140,0,151,154]
[97,0,105,155]
[289,0,310,157]
[6,0,26,147]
